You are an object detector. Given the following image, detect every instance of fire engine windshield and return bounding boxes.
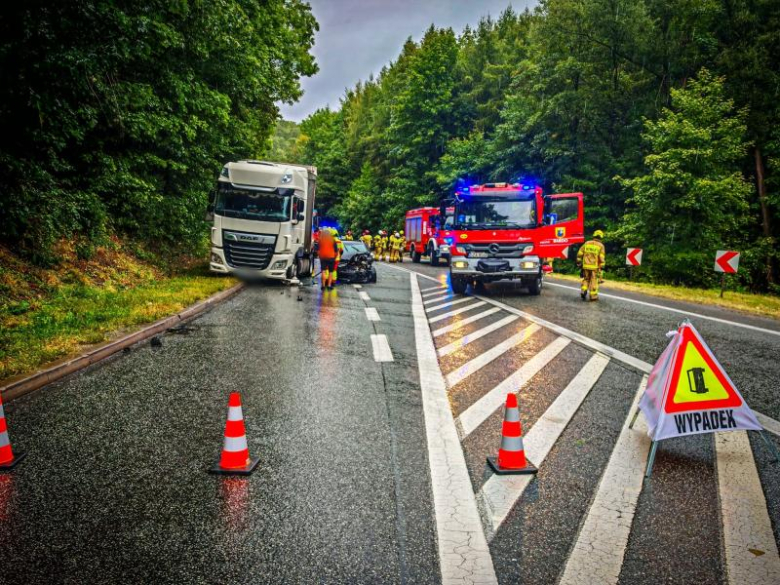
[215,184,291,222]
[453,197,536,229]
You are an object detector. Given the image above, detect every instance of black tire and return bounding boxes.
[430,247,441,267]
[296,256,311,278]
[412,249,421,263]
[370,269,377,283]
[527,273,543,296]
[451,275,468,295]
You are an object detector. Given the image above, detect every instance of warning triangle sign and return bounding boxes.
[663,325,742,413]
[639,322,762,441]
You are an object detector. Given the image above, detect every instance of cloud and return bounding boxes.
[279,0,536,122]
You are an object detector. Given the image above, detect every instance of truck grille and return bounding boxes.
[466,243,527,258]
[222,230,276,270]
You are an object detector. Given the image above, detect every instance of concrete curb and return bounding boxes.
[0,282,245,402]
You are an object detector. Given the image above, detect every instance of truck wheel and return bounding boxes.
[430,247,441,267]
[296,256,311,278]
[527,273,543,296]
[412,249,421,263]
[451,275,468,295]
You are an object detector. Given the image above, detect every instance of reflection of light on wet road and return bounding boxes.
[0,474,15,522]
[219,477,249,531]
[315,289,340,379]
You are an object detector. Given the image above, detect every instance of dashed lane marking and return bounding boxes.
[456,336,571,438]
[558,376,651,585]
[428,301,487,324]
[478,353,611,539]
[756,412,780,438]
[410,273,498,585]
[716,431,780,584]
[371,334,394,362]
[426,297,476,313]
[359,291,371,301]
[432,308,502,338]
[365,307,381,322]
[437,315,519,358]
[545,281,780,339]
[445,324,540,388]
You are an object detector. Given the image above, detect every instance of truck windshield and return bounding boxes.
[453,198,536,229]
[215,185,291,222]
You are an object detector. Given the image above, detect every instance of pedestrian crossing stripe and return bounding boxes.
[664,325,742,413]
[639,321,762,441]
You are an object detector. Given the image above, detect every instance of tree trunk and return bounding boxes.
[754,145,775,285]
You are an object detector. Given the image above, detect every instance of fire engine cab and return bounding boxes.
[441,182,584,295]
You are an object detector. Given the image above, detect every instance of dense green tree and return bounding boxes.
[619,70,752,285]
[0,0,317,262]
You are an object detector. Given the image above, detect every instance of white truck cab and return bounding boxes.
[208,160,317,280]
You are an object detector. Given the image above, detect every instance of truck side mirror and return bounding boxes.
[205,203,214,222]
[297,212,305,222]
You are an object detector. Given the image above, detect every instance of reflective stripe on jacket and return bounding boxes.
[577,240,605,270]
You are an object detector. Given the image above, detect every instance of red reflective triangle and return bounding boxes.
[663,325,742,414]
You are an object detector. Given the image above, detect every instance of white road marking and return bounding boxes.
[426,297,475,313]
[433,308,502,338]
[410,273,498,585]
[421,285,448,294]
[428,301,487,324]
[457,336,571,438]
[558,376,651,585]
[437,315,519,358]
[756,412,780,438]
[445,324,541,388]
[384,264,780,449]
[423,291,451,304]
[545,281,780,339]
[716,431,780,585]
[359,291,371,301]
[365,307,380,322]
[478,353,611,539]
[474,293,652,374]
[370,334,394,362]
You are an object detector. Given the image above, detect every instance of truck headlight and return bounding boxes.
[271,260,287,270]
[453,260,468,269]
[521,260,537,270]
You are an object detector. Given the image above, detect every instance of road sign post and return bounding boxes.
[626,248,642,281]
[714,250,739,298]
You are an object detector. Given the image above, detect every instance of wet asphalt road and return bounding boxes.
[0,270,437,585]
[1,260,778,585]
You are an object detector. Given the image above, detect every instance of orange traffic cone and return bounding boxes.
[487,393,537,475]
[0,392,25,470]
[209,392,259,476]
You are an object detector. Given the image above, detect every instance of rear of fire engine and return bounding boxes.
[444,183,584,295]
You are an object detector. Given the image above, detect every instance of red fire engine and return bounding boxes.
[404,207,453,266]
[436,182,584,294]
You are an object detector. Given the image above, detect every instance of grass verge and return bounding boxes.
[1,241,236,382]
[549,273,780,320]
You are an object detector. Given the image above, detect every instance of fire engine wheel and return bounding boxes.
[527,273,543,296]
[412,249,421,263]
[430,248,441,267]
[451,275,468,295]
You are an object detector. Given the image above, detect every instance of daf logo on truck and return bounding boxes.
[206,160,317,281]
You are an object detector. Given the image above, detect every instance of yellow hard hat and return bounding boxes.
[593,230,604,239]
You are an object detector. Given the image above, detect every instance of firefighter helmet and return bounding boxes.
[593,230,604,239]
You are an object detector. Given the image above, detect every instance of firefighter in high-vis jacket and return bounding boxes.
[360,230,372,250]
[373,231,386,260]
[576,230,605,301]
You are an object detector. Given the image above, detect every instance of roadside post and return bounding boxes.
[625,248,642,281]
[714,250,739,298]
[629,320,777,478]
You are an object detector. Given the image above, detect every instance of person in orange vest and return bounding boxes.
[576,230,606,301]
[318,228,338,290]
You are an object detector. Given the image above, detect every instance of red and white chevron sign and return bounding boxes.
[714,250,739,273]
[626,248,643,266]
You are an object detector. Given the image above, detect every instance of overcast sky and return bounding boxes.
[279,0,537,122]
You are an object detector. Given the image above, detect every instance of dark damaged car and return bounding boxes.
[338,241,377,284]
